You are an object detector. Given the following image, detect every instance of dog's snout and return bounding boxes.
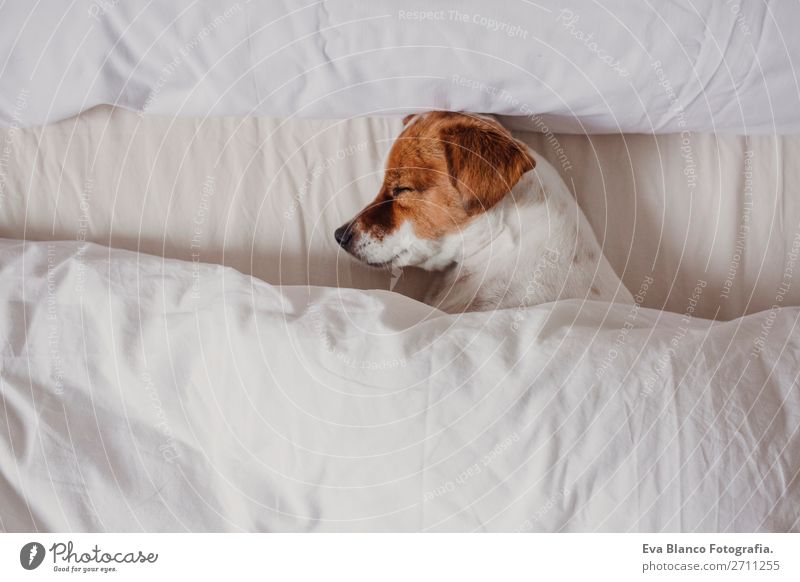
[334,224,354,248]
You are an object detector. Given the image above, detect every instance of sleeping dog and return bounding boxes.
[334,111,632,313]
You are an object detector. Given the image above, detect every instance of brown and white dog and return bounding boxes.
[334,111,632,313]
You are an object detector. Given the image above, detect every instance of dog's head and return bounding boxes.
[334,111,535,270]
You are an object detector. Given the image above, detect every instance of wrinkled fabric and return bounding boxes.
[0,1,798,133]
[0,240,797,532]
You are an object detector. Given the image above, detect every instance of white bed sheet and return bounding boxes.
[1,106,799,321]
[1,239,797,532]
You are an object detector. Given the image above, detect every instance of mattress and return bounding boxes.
[1,106,799,321]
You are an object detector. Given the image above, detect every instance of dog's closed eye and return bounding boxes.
[391,186,413,197]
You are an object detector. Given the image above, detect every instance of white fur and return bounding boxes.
[430,152,634,312]
[349,221,422,267]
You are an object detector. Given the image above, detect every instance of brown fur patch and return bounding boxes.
[440,119,534,215]
[353,112,535,240]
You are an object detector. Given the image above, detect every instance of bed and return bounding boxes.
[0,1,799,532]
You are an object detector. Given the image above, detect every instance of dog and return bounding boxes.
[334,111,633,313]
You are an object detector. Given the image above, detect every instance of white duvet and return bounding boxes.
[1,239,798,532]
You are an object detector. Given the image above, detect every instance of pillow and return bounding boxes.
[1,1,797,133]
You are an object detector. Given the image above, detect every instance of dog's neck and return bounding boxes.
[461,171,555,263]
[443,165,575,272]
[425,156,619,313]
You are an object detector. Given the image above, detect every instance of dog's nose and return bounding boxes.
[334,225,354,248]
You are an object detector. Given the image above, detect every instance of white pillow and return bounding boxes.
[0,1,797,133]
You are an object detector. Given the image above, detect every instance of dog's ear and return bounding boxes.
[441,121,535,215]
[402,114,417,126]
